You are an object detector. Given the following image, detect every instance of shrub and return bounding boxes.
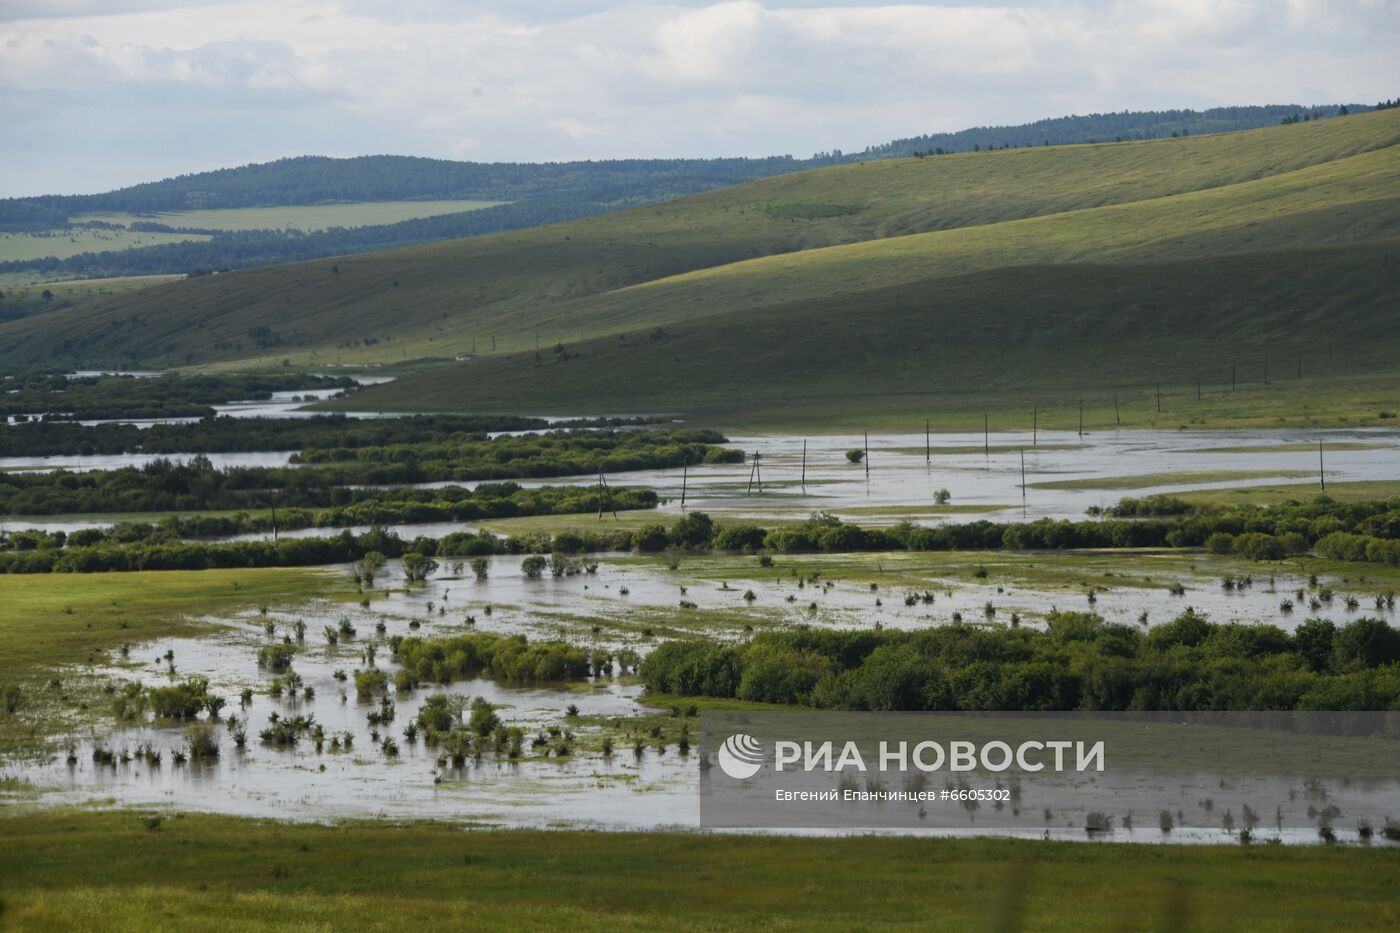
[1205,532,1235,555]
[521,555,548,578]
[713,524,767,551]
[257,643,297,672]
[148,677,214,719]
[186,723,220,759]
[402,551,439,584]
[671,512,715,548]
[1233,532,1287,561]
[632,524,671,553]
[355,669,389,696]
[1332,618,1400,670]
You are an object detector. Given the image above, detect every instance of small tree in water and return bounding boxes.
[402,552,439,585]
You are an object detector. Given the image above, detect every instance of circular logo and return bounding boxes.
[717,733,764,780]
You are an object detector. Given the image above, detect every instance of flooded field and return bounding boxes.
[4,549,1398,838]
[4,408,1399,843]
[7,427,1397,537]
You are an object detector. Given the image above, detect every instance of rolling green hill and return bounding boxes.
[1,109,1397,426]
[335,241,1400,430]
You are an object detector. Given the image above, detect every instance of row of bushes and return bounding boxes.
[0,413,654,457]
[0,372,358,420]
[391,633,592,685]
[0,430,737,515]
[0,483,657,549]
[9,497,1400,573]
[639,611,1400,711]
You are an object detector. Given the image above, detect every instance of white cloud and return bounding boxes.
[1,0,1397,195]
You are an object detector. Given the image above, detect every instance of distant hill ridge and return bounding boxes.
[5,102,1394,400]
[0,101,1366,228]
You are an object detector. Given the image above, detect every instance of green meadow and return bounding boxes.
[0,811,1395,931]
[0,567,346,676]
[77,199,505,233]
[0,228,209,263]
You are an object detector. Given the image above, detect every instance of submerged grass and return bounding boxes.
[0,809,1397,930]
[1175,480,1400,507]
[1029,469,1314,491]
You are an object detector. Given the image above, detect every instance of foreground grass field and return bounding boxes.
[0,811,1395,930]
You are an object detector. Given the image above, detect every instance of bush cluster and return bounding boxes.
[640,610,1400,711]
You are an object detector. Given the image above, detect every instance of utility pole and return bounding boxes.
[1319,440,1326,492]
[680,458,688,508]
[1020,447,1027,509]
[925,418,930,464]
[863,432,870,478]
[1113,391,1120,426]
[801,439,807,492]
[1078,398,1084,438]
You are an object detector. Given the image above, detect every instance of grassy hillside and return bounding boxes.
[1,109,1396,425]
[338,240,1400,429]
[0,275,177,324]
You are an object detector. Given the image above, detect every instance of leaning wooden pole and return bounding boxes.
[925,419,930,464]
[801,439,807,491]
[1077,398,1084,438]
[1113,390,1120,426]
[864,432,870,478]
[1319,440,1326,492]
[680,458,688,508]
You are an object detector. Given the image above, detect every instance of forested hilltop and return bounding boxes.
[0,104,1369,279]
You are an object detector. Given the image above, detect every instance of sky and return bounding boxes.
[2,0,1398,197]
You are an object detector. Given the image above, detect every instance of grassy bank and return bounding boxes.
[0,810,1396,930]
[0,567,347,674]
[0,567,350,753]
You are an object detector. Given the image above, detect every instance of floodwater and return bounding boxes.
[561,427,1400,524]
[4,421,1400,839]
[4,554,1399,838]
